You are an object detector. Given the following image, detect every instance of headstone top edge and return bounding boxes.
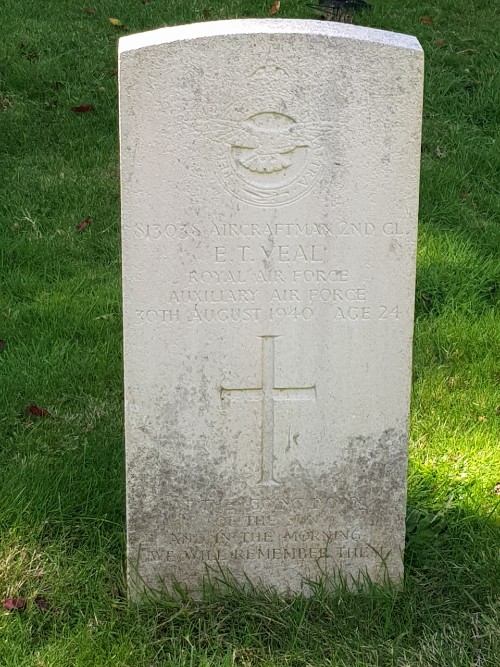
[118,18,422,57]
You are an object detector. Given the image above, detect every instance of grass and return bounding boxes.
[0,0,499,665]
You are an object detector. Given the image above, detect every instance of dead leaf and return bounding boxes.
[142,0,151,4]
[3,598,26,612]
[421,16,433,24]
[478,415,487,422]
[269,0,281,16]
[0,340,5,352]
[465,79,480,90]
[107,68,118,77]
[35,597,49,611]
[435,146,446,158]
[85,6,96,15]
[71,104,95,113]
[446,377,456,388]
[109,17,127,29]
[76,217,92,233]
[434,39,445,46]
[202,8,211,19]
[421,292,432,311]
[27,405,50,418]
[494,483,500,495]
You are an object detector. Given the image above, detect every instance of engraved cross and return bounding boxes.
[221,336,316,486]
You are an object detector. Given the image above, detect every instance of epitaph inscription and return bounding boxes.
[120,19,423,597]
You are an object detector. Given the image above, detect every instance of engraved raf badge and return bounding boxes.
[215,104,327,207]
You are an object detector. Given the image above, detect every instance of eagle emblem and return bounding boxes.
[215,110,326,207]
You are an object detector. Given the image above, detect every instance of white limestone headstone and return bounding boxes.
[119,19,423,597]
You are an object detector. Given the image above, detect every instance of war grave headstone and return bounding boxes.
[118,19,423,596]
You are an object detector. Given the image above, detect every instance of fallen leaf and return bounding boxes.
[446,377,456,388]
[435,146,446,158]
[0,340,5,352]
[3,598,26,611]
[434,38,445,46]
[109,17,127,29]
[269,0,280,16]
[76,217,92,233]
[35,597,49,611]
[464,79,480,90]
[107,68,118,77]
[421,292,432,311]
[421,16,433,24]
[27,405,50,418]
[478,415,487,422]
[71,104,95,113]
[202,8,211,19]
[494,483,500,495]
[85,6,96,14]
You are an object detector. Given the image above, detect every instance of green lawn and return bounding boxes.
[0,1,499,665]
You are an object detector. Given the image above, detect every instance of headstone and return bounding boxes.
[119,19,423,597]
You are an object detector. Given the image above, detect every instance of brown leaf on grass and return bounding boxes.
[85,6,96,15]
[27,405,50,418]
[3,598,26,612]
[35,597,49,611]
[464,79,480,90]
[494,483,500,495]
[0,340,5,352]
[421,16,433,24]
[107,68,118,77]
[202,8,211,19]
[142,0,151,4]
[76,217,92,232]
[71,104,95,113]
[421,292,432,311]
[434,39,445,46]
[269,0,281,16]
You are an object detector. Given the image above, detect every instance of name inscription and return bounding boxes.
[131,218,405,326]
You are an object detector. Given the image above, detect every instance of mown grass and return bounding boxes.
[0,0,499,665]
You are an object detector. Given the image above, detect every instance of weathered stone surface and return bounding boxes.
[119,19,423,596]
